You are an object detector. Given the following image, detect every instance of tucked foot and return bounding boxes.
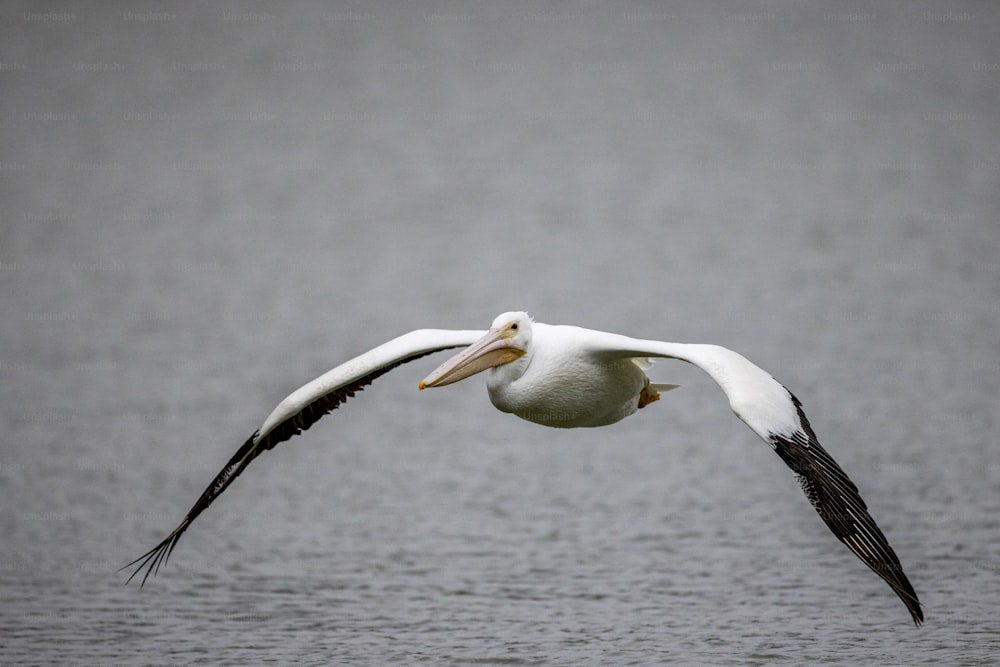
[638,378,660,409]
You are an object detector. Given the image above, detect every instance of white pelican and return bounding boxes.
[124,311,923,625]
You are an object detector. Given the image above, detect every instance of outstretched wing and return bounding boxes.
[123,328,484,587]
[581,332,923,625]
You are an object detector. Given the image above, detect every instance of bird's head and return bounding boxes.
[419,311,532,389]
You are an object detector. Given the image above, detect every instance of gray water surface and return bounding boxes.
[2,2,998,664]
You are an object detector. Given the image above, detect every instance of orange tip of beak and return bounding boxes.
[418,381,427,391]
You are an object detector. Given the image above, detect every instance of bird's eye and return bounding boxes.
[510,323,518,331]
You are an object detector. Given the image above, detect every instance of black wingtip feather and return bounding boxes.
[772,391,923,625]
[121,431,262,587]
[120,527,185,588]
[123,348,455,587]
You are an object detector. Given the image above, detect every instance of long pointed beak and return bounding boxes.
[419,330,524,389]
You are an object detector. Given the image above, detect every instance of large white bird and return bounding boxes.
[125,311,923,625]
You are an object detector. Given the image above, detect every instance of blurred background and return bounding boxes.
[2,1,998,664]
